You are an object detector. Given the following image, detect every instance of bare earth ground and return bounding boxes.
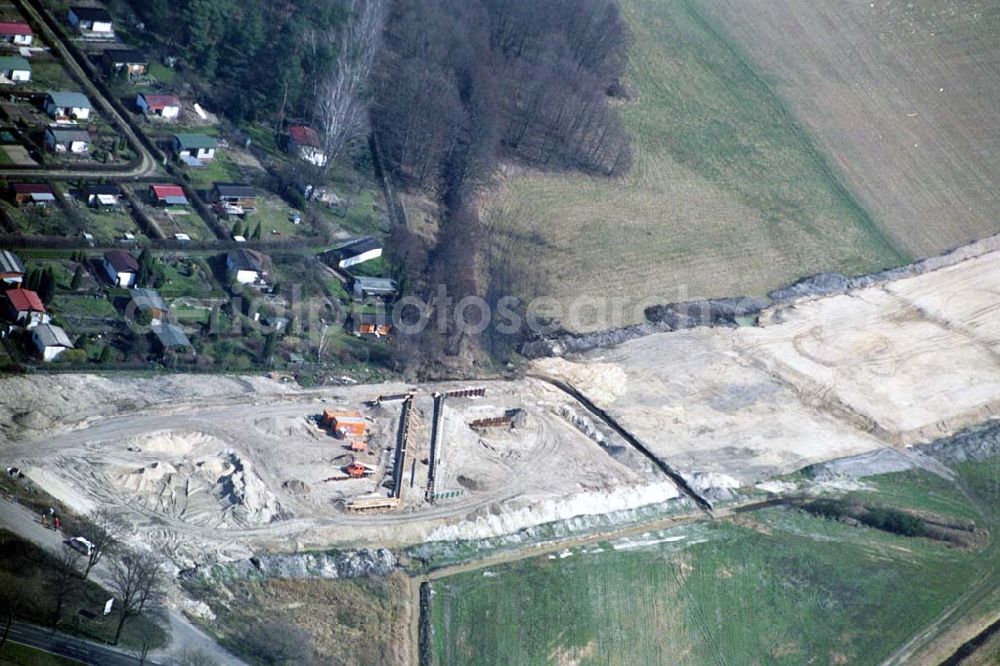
[2,240,1000,571]
[0,376,670,565]
[699,0,1000,257]
[536,245,1000,487]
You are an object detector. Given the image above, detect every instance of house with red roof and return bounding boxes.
[2,288,49,328]
[286,125,326,167]
[149,184,188,207]
[136,93,180,119]
[11,183,55,207]
[0,22,33,46]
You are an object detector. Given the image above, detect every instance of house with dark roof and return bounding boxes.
[352,276,398,301]
[67,7,112,34]
[129,287,167,324]
[45,127,90,154]
[11,183,55,206]
[0,56,31,83]
[2,288,48,328]
[45,91,92,121]
[0,250,24,285]
[151,322,191,355]
[286,125,325,167]
[172,133,216,161]
[32,323,73,361]
[349,311,392,337]
[212,183,256,213]
[102,249,138,287]
[226,248,267,285]
[0,22,34,46]
[325,236,382,269]
[104,48,147,77]
[85,183,121,208]
[136,93,180,119]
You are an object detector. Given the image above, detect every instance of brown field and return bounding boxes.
[698,0,1000,258]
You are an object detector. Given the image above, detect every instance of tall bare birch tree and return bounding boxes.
[315,0,387,176]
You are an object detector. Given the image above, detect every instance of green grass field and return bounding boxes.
[431,463,1000,665]
[495,0,909,331]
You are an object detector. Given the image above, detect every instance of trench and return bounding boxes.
[528,373,716,514]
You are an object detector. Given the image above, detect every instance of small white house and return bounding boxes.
[226,249,266,285]
[328,237,382,269]
[286,125,326,167]
[45,127,90,154]
[0,22,34,46]
[102,250,138,288]
[172,134,216,161]
[136,93,180,119]
[32,323,73,361]
[45,91,92,122]
[68,7,112,35]
[0,56,31,83]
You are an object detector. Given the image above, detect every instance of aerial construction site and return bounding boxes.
[3,236,1000,571]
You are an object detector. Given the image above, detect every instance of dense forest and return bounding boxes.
[373,0,632,204]
[123,0,350,123]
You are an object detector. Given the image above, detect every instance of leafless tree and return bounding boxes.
[314,0,388,176]
[77,508,126,581]
[47,546,82,626]
[0,575,24,650]
[239,620,314,665]
[109,552,163,645]
[173,648,219,666]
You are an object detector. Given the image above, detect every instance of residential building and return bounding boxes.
[0,56,30,82]
[149,184,188,206]
[45,91,92,121]
[349,311,393,337]
[212,183,256,213]
[0,22,34,46]
[45,127,90,153]
[32,323,73,361]
[129,287,167,324]
[136,93,180,119]
[102,249,138,287]
[67,7,112,34]
[171,133,216,161]
[352,276,398,301]
[2,288,49,328]
[0,250,24,285]
[11,183,55,206]
[326,236,382,269]
[104,48,147,76]
[286,125,325,166]
[85,184,121,208]
[151,322,191,354]
[226,248,266,285]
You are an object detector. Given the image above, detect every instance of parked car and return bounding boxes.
[67,536,94,556]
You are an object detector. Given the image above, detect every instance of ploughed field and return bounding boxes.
[698,0,1000,259]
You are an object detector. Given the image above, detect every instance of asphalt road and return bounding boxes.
[7,620,151,665]
[0,497,246,666]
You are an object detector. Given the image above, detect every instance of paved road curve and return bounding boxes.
[7,620,153,665]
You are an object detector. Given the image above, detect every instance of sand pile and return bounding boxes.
[109,436,281,527]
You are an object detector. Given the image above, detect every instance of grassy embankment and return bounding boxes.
[430,459,1000,664]
[495,0,908,332]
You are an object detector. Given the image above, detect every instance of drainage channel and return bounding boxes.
[529,373,715,515]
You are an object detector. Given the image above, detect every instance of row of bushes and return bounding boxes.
[804,499,928,538]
